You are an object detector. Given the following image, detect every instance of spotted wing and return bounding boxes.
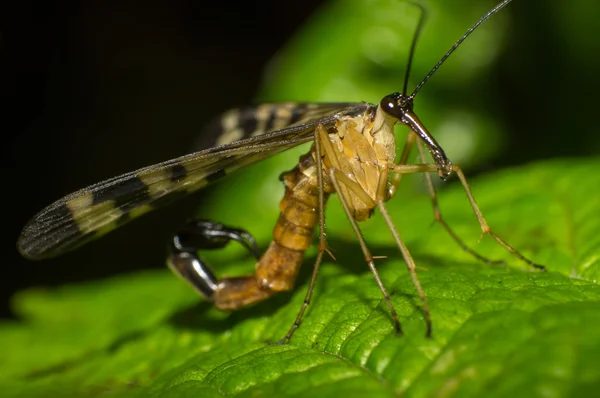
[18,102,372,259]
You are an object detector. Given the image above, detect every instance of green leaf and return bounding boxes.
[2,158,599,397]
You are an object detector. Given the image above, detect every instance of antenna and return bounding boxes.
[409,0,513,99]
[402,2,427,96]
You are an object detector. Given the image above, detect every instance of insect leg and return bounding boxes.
[328,167,405,336]
[167,219,261,302]
[414,139,505,265]
[387,128,418,198]
[388,163,546,271]
[278,125,330,344]
[377,200,432,337]
[449,163,546,271]
[389,133,503,265]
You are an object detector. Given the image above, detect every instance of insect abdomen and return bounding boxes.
[213,152,326,310]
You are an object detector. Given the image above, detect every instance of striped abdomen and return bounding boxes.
[213,151,328,310]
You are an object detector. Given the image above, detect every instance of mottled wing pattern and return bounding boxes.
[196,102,361,149]
[18,102,372,259]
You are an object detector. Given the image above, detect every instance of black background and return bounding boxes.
[2,0,599,318]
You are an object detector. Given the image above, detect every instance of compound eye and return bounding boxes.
[380,95,403,119]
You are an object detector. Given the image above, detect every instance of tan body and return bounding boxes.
[213,107,397,310]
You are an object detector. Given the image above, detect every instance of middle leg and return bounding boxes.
[388,162,545,271]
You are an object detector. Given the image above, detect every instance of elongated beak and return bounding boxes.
[401,110,452,179]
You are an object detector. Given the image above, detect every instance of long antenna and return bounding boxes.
[402,2,427,96]
[409,0,513,99]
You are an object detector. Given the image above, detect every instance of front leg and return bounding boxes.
[388,162,546,271]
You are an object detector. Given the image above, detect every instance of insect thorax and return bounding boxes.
[319,105,397,221]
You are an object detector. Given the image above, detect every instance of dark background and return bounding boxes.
[2,0,599,318]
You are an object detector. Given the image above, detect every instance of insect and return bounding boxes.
[18,0,544,342]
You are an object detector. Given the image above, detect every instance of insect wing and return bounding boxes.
[18,102,371,259]
[197,102,361,148]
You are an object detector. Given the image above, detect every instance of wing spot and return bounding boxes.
[206,169,227,183]
[216,128,244,146]
[273,106,293,130]
[252,104,273,137]
[216,109,245,146]
[169,164,188,182]
[138,170,178,199]
[65,192,94,211]
[67,199,122,235]
[222,109,240,131]
[92,176,151,213]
